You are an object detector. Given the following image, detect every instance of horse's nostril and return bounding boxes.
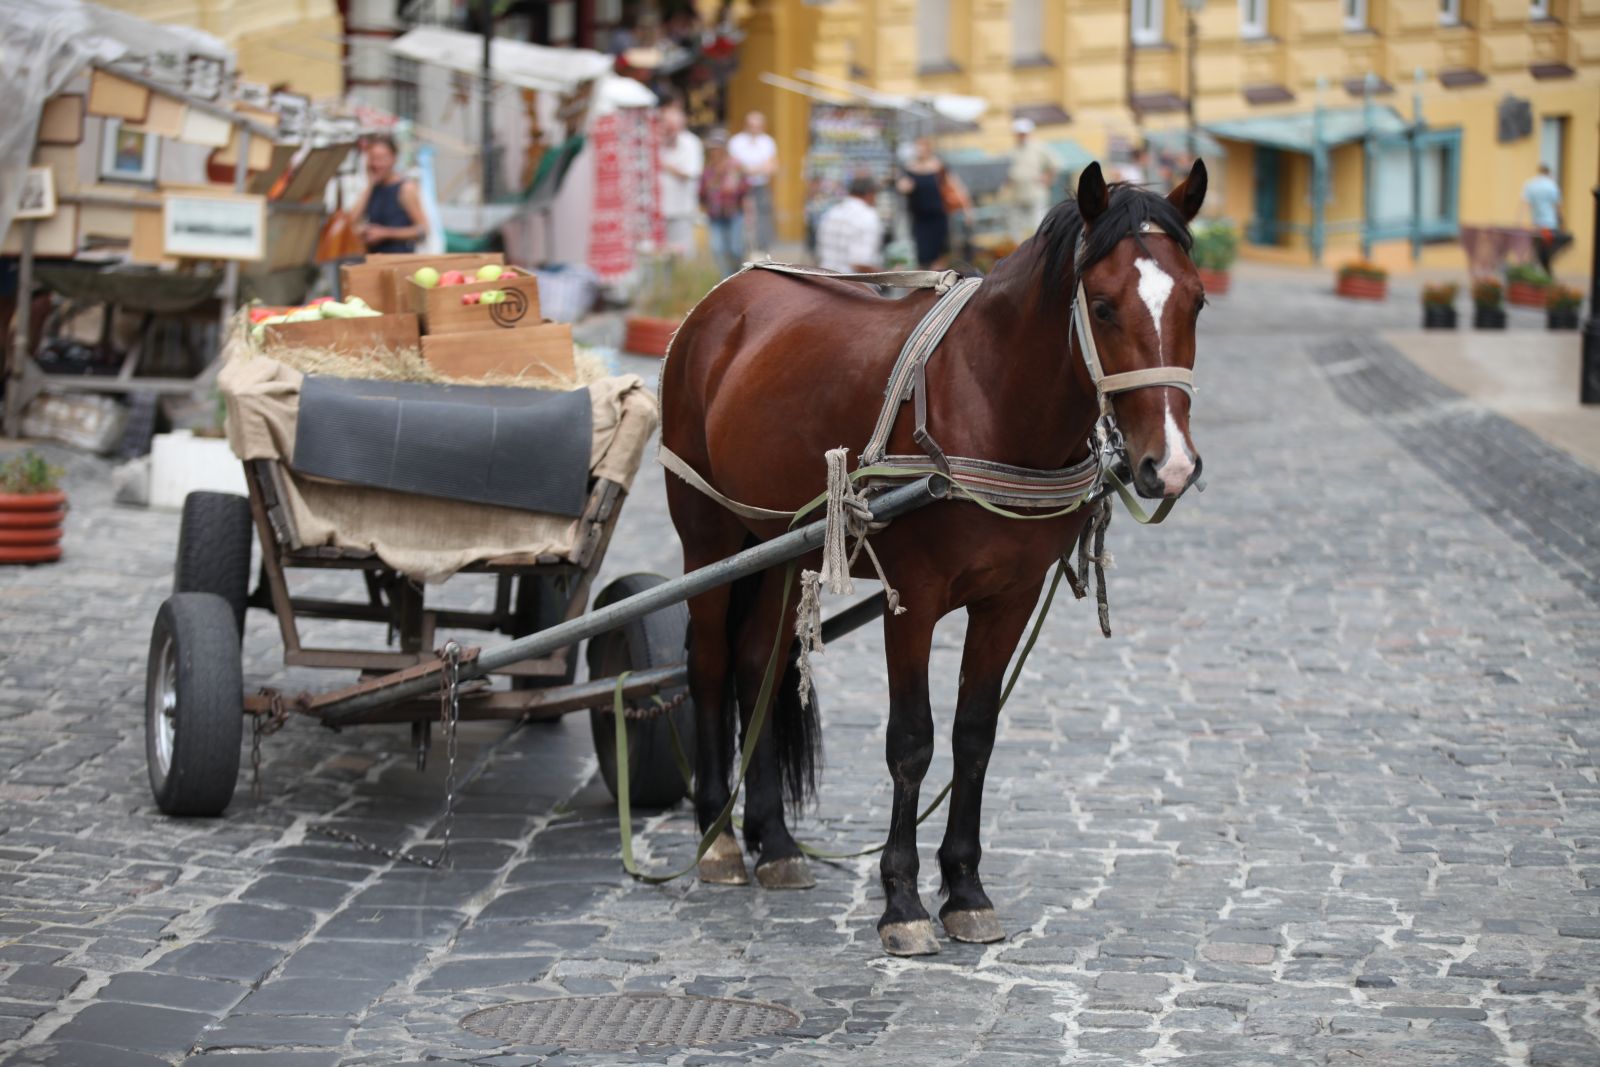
[1136,456,1161,493]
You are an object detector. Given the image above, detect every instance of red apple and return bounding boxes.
[439,270,467,286]
[461,292,481,305]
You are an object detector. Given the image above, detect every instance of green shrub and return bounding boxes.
[1421,282,1458,308]
[1190,221,1239,272]
[1471,277,1504,309]
[634,256,728,321]
[0,451,63,495]
[1505,262,1551,287]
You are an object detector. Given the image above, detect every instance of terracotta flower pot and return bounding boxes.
[623,315,682,358]
[1507,281,1548,308]
[1336,274,1387,301]
[0,490,65,564]
[1197,268,1231,296]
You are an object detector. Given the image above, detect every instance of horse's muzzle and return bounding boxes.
[1134,452,1203,499]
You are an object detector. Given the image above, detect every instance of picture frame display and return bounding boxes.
[161,191,266,261]
[100,119,160,183]
[16,167,57,221]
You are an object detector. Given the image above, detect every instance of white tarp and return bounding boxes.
[0,0,230,245]
[389,27,613,95]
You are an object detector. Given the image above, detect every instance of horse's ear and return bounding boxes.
[1077,162,1110,225]
[1168,158,1208,223]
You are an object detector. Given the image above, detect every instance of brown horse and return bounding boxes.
[659,161,1208,956]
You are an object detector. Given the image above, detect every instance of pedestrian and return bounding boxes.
[1520,163,1569,275]
[658,102,704,259]
[350,135,427,254]
[896,137,960,270]
[1119,145,1149,185]
[728,111,779,257]
[815,174,884,275]
[1004,117,1057,241]
[700,131,748,277]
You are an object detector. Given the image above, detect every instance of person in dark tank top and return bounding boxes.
[351,135,427,254]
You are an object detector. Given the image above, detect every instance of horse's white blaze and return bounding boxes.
[1156,407,1195,494]
[1134,257,1173,351]
[1134,256,1193,494]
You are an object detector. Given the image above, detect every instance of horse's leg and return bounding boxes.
[670,487,752,886]
[936,586,1041,943]
[878,603,941,956]
[731,566,816,889]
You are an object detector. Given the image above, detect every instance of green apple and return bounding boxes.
[413,267,440,289]
[479,289,505,304]
[476,264,505,282]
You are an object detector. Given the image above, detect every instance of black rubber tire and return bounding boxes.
[511,574,579,689]
[587,573,695,808]
[145,593,244,817]
[174,492,253,637]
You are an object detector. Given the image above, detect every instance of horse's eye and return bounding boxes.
[1092,301,1115,323]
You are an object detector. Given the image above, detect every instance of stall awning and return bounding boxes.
[1143,127,1224,158]
[1044,139,1096,174]
[1204,106,1409,154]
[389,26,612,94]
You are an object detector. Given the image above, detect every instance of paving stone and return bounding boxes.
[204,904,319,944]
[234,977,392,1017]
[198,1013,354,1049]
[278,941,430,981]
[96,972,247,1015]
[50,1001,212,1055]
[149,941,285,983]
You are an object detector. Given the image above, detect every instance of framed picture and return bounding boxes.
[162,191,266,261]
[16,167,57,220]
[100,119,160,183]
[38,94,85,146]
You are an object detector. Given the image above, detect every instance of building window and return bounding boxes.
[1529,0,1549,16]
[917,0,952,68]
[1239,0,1267,38]
[1132,0,1164,45]
[1540,115,1566,184]
[1344,0,1367,29]
[1439,0,1460,24]
[1370,129,1463,240]
[1013,0,1047,62]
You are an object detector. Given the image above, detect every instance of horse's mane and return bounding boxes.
[1031,182,1195,305]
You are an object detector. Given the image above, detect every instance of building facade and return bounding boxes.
[728,0,1598,274]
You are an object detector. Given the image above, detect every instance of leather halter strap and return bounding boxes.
[1071,222,1197,420]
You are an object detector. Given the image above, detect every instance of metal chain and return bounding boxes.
[304,644,464,871]
[251,690,291,800]
[604,689,689,722]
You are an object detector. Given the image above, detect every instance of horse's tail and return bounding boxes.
[725,564,821,814]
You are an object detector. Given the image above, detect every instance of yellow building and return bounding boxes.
[728,0,1599,274]
[97,0,345,101]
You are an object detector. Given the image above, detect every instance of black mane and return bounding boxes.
[1034,183,1194,300]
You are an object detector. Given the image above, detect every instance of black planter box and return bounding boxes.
[1422,306,1457,329]
[1548,309,1579,331]
[1474,306,1507,329]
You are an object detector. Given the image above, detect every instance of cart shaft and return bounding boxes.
[317,475,944,724]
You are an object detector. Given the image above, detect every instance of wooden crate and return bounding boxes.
[262,313,421,357]
[339,252,505,312]
[421,321,575,383]
[406,268,542,335]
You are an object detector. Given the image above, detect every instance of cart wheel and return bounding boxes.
[174,492,253,637]
[511,574,578,689]
[587,573,695,808]
[145,593,244,817]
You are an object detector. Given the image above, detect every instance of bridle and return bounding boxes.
[1068,220,1204,510]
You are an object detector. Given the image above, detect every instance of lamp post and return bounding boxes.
[1181,0,1204,159]
[1583,184,1600,404]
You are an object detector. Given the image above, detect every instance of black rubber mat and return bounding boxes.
[292,376,592,517]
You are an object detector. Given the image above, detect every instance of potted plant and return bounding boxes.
[1190,220,1239,296]
[1471,277,1507,330]
[1546,285,1582,331]
[1421,282,1458,329]
[1336,260,1388,301]
[0,451,66,565]
[624,256,726,358]
[1505,261,1552,308]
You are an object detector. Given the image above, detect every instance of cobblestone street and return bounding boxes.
[1,274,1597,1066]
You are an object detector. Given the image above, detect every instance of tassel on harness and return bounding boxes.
[1063,495,1115,639]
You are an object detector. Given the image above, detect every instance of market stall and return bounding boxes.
[1,1,356,441]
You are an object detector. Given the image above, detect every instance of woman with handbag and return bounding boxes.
[896,138,967,270]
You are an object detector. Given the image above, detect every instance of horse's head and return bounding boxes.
[1073,160,1208,499]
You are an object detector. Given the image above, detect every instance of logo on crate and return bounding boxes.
[489,288,530,328]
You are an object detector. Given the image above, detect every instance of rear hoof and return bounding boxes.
[941,908,1005,944]
[755,856,816,889]
[879,919,941,957]
[697,831,749,886]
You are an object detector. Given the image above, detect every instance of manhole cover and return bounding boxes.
[460,993,802,1051]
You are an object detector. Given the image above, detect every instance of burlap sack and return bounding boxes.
[219,355,659,582]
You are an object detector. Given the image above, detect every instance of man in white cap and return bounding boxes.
[1005,117,1056,242]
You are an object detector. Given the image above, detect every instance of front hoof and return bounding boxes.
[755,856,816,889]
[879,919,941,957]
[941,908,1005,944]
[697,831,749,885]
